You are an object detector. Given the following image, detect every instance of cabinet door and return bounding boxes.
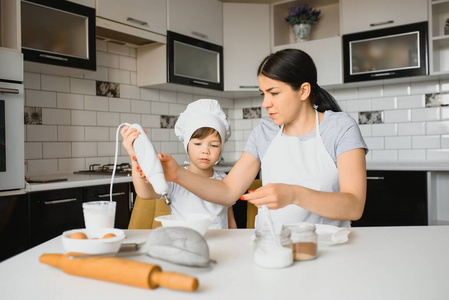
[28,188,84,247]
[96,0,167,35]
[274,36,342,86]
[168,0,223,45]
[352,171,428,227]
[223,3,270,91]
[0,194,28,262]
[341,0,428,35]
[84,183,130,229]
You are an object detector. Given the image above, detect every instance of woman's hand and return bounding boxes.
[158,153,181,182]
[241,183,296,210]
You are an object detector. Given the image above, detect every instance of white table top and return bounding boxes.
[1,227,449,300]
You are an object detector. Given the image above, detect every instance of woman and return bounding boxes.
[159,49,368,229]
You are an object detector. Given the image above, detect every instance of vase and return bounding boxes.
[293,23,312,43]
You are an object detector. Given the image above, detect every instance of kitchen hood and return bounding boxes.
[96,17,166,47]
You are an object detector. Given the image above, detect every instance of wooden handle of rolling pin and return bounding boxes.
[39,253,198,292]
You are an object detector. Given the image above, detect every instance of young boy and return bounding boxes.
[121,99,236,229]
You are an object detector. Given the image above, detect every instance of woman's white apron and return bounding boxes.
[257,110,350,229]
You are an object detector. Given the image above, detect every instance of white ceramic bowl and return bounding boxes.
[61,228,125,255]
[155,213,213,236]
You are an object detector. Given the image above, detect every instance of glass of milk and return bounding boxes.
[83,201,116,230]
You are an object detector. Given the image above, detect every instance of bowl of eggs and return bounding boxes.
[61,228,125,255]
[154,213,213,236]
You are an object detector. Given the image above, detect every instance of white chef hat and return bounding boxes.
[175,99,231,153]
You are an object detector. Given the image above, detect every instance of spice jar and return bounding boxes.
[253,228,293,268]
[282,223,318,261]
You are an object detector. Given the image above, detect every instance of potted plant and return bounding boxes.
[285,4,321,43]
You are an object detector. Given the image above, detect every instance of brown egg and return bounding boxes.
[102,233,116,239]
[69,232,88,239]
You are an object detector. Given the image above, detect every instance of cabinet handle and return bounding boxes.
[370,20,394,27]
[39,54,68,61]
[191,31,208,40]
[126,17,148,26]
[43,198,78,205]
[190,80,209,86]
[239,85,259,89]
[367,177,385,180]
[97,192,126,198]
[0,88,19,94]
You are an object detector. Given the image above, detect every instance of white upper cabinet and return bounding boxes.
[167,0,223,45]
[96,0,167,35]
[274,37,342,86]
[341,0,428,35]
[223,3,270,91]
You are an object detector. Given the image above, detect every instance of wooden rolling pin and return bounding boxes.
[39,253,199,292]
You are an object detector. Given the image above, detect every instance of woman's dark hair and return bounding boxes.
[257,49,341,112]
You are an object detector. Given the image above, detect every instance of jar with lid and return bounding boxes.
[282,223,318,261]
[253,228,293,268]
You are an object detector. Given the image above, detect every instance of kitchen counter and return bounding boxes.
[24,173,133,192]
[1,227,448,299]
[367,161,449,171]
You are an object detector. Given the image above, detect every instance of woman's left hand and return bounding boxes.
[241,183,296,209]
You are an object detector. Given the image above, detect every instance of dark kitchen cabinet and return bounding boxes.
[83,183,131,229]
[28,183,131,247]
[28,188,84,247]
[352,171,428,227]
[0,194,28,262]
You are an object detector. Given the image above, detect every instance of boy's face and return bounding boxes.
[187,131,222,170]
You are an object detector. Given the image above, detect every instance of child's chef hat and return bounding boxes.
[175,99,231,153]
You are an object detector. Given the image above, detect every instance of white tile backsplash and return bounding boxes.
[70,78,96,95]
[71,110,97,126]
[397,94,425,109]
[58,126,85,141]
[85,95,109,111]
[23,42,449,174]
[42,108,71,125]
[411,107,440,122]
[26,90,56,107]
[43,142,71,158]
[384,109,411,123]
[41,75,70,93]
[412,135,440,149]
[57,93,84,110]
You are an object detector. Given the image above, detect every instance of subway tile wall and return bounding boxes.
[24,41,449,175]
[24,41,235,175]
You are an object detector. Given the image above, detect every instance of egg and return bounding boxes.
[102,233,116,239]
[69,232,88,239]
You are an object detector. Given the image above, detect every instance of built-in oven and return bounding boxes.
[0,48,24,191]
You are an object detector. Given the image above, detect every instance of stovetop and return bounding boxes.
[73,163,131,176]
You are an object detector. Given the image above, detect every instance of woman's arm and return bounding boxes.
[121,126,160,200]
[243,148,367,221]
[160,152,261,206]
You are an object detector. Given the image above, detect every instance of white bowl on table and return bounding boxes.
[61,228,125,255]
[155,213,213,236]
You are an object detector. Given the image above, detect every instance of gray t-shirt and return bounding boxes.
[244,110,368,165]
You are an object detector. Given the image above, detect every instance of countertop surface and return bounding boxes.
[1,161,448,197]
[1,227,448,299]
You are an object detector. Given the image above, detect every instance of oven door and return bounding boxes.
[0,82,24,191]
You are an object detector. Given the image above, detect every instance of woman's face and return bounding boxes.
[187,131,222,171]
[259,75,304,126]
